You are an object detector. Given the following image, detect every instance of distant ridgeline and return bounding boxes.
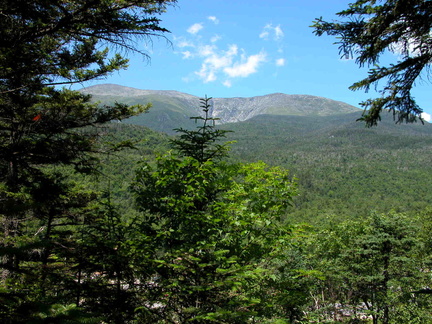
[81,83,361,134]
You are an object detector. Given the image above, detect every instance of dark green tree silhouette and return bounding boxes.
[312,0,432,126]
[0,0,175,322]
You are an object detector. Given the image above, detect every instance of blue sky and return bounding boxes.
[81,0,432,120]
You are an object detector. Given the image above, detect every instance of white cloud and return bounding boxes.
[187,23,203,35]
[260,24,284,41]
[176,21,270,85]
[195,44,238,83]
[223,80,232,87]
[195,62,216,83]
[390,29,432,58]
[224,51,267,78]
[191,42,266,84]
[274,25,284,40]
[181,75,193,83]
[175,36,195,48]
[208,16,219,24]
[225,44,239,57]
[276,58,285,66]
[421,112,431,122]
[198,44,218,57]
[211,34,221,43]
[259,30,269,40]
[182,51,193,59]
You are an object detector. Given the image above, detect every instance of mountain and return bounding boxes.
[83,84,432,223]
[81,84,361,133]
[99,111,432,225]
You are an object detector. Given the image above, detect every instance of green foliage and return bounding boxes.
[76,195,142,323]
[304,212,432,323]
[28,303,100,324]
[222,113,432,223]
[0,0,174,322]
[312,0,432,126]
[65,105,432,322]
[83,112,432,322]
[2,1,432,321]
[171,96,234,162]
[132,157,302,322]
[130,102,304,322]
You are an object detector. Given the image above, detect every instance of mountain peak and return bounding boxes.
[81,84,361,132]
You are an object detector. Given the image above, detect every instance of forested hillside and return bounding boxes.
[93,110,432,323]
[222,112,432,222]
[100,106,432,224]
[2,0,432,323]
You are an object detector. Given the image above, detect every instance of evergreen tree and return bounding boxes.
[312,0,432,126]
[131,99,303,322]
[170,96,233,163]
[305,212,432,323]
[0,0,175,321]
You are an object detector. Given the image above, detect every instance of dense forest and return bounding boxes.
[222,113,432,223]
[47,103,432,323]
[2,0,432,323]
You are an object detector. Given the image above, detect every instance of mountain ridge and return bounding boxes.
[81,83,356,103]
[80,84,362,132]
[81,84,197,100]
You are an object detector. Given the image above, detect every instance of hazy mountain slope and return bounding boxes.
[81,84,360,133]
